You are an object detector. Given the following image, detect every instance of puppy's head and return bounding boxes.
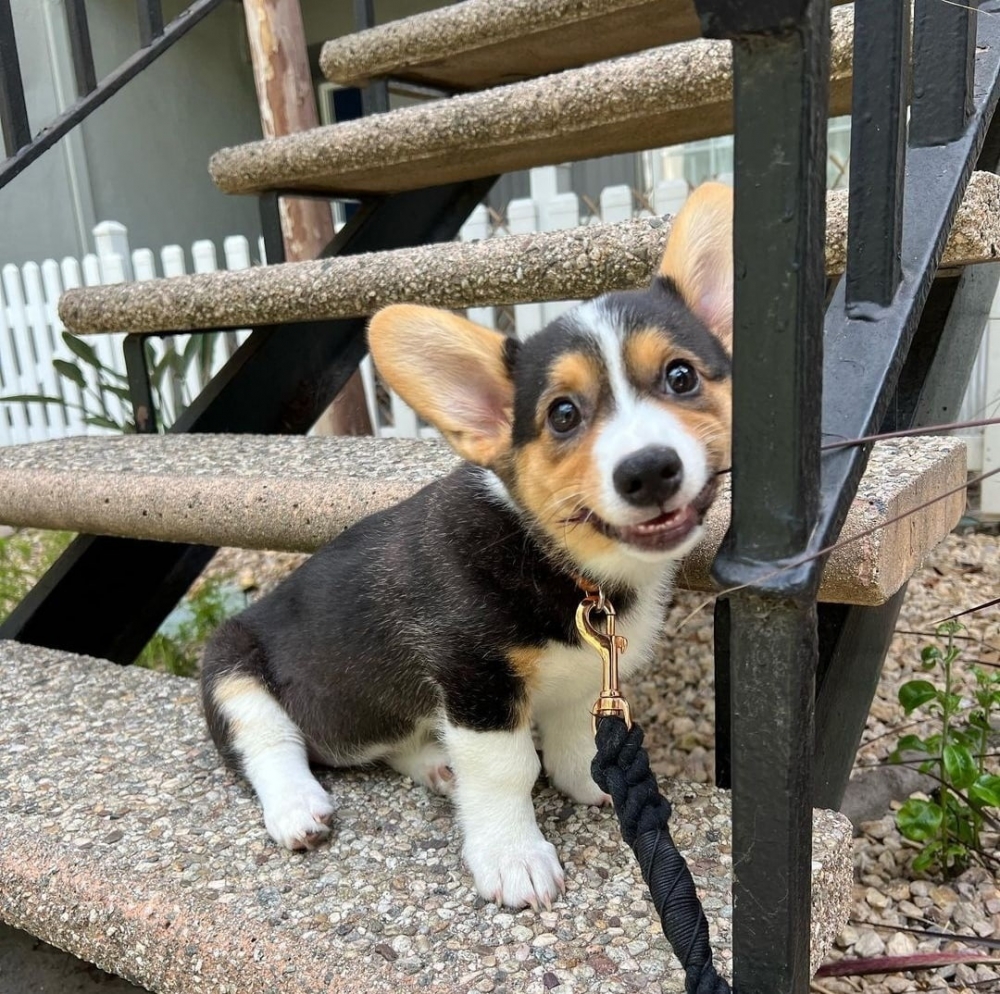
[369,183,733,583]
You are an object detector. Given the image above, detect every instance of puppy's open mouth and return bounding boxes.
[565,477,718,553]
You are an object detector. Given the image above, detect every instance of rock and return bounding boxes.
[853,930,886,958]
[840,766,937,833]
[865,887,890,910]
[885,931,917,956]
[835,924,859,949]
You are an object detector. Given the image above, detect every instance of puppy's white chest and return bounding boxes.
[530,582,668,714]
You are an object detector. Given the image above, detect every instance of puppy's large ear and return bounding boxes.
[658,182,733,352]
[368,304,517,466]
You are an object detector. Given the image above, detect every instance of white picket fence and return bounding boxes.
[2,168,998,514]
[0,221,261,445]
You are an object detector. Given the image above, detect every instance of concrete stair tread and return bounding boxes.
[209,6,854,198]
[0,641,852,992]
[57,170,1000,336]
[0,434,966,606]
[320,0,851,91]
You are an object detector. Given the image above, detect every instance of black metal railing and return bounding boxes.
[697,1,1000,992]
[0,0,227,190]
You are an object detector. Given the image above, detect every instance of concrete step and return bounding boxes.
[0,434,966,607]
[208,6,854,198]
[320,0,852,91]
[58,170,1000,336]
[0,641,852,992]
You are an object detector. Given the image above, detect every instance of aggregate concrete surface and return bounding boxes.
[0,643,852,993]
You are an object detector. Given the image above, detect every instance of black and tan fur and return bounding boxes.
[201,183,735,910]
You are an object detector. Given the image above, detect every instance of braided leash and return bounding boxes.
[591,717,731,994]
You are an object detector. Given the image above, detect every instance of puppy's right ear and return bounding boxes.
[368,305,518,467]
[658,182,733,353]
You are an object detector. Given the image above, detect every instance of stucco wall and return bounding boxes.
[0,0,262,269]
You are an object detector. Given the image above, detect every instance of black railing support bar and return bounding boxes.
[0,0,226,191]
[910,0,976,148]
[815,1,1000,575]
[695,1,831,992]
[846,0,909,309]
[258,192,287,266]
[66,0,97,97]
[123,335,158,434]
[137,0,165,47]
[0,0,30,156]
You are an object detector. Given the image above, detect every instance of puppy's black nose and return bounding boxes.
[613,446,683,506]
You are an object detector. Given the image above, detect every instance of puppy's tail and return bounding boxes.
[201,618,272,772]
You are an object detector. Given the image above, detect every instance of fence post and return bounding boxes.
[507,198,543,339]
[653,178,689,218]
[600,185,633,224]
[92,221,133,282]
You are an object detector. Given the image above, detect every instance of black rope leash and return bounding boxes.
[591,716,731,994]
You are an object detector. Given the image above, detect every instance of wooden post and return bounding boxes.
[242,0,372,435]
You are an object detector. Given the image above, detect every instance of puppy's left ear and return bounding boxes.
[658,182,733,352]
[368,304,517,467]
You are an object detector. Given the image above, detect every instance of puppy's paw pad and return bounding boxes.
[263,783,335,851]
[468,840,565,911]
[428,764,455,796]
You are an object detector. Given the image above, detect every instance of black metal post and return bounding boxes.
[846,0,909,309]
[65,0,97,97]
[910,0,976,148]
[0,0,30,155]
[123,335,158,434]
[136,0,165,48]
[0,179,496,662]
[696,1,831,990]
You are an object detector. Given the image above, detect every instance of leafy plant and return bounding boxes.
[891,620,1000,876]
[2,330,224,433]
[136,576,244,678]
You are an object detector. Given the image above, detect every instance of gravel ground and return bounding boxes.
[207,529,1000,994]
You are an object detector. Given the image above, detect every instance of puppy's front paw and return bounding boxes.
[263,781,335,851]
[465,838,565,910]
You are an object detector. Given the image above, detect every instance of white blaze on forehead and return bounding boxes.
[571,300,710,523]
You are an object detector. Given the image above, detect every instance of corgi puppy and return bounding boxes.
[201,183,734,911]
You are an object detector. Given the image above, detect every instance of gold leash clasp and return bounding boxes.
[575,591,632,733]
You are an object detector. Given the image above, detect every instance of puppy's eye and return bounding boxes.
[547,398,582,434]
[664,360,700,396]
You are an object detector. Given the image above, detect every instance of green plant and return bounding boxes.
[2,331,223,433]
[0,528,74,621]
[891,620,1000,876]
[136,576,243,677]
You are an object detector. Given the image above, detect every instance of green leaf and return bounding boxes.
[897,798,944,843]
[943,742,978,790]
[83,414,125,432]
[53,359,86,389]
[0,393,70,405]
[912,842,942,874]
[893,734,928,757]
[969,775,1000,809]
[899,680,938,714]
[61,331,103,370]
[921,645,942,666]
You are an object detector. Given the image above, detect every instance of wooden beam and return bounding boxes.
[241,0,371,435]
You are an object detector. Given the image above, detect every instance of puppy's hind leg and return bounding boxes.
[202,623,334,851]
